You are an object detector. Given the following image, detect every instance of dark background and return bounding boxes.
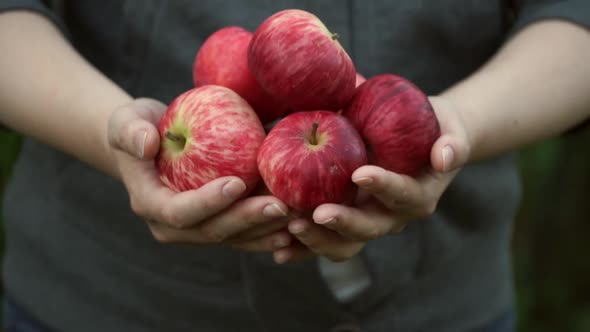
[1,128,589,331]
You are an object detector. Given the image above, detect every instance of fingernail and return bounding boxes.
[288,222,305,235]
[442,145,454,172]
[263,203,288,217]
[222,180,246,199]
[353,176,373,187]
[135,130,147,159]
[316,217,336,225]
[272,236,290,249]
[275,251,289,264]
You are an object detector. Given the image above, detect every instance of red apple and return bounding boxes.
[343,74,440,175]
[193,26,288,125]
[287,73,366,113]
[248,9,356,111]
[257,111,367,212]
[156,85,266,193]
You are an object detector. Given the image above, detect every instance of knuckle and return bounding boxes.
[325,244,363,263]
[129,195,144,217]
[390,223,407,234]
[370,226,385,239]
[359,227,382,241]
[161,206,186,229]
[395,177,411,203]
[129,195,152,220]
[241,207,263,227]
[200,228,226,244]
[151,230,173,244]
[243,217,262,230]
[417,201,437,218]
[199,195,223,214]
[237,240,267,252]
[425,201,438,215]
[328,253,352,263]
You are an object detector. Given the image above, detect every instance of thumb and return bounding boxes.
[428,96,471,173]
[430,135,470,173]
[108,98,168,160]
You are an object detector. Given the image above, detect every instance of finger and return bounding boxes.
[147,195,288,243]
[428,96,471,173]
[134,176,247,229]
[273,241,315,264]
[352,165,424,210]
[430,136,469,174]
[226,218,289,243]
[108,98,167,160]
[288,219,364,262]
[312,203,406,241]
[231,230,294,252]
[193,196,289,242]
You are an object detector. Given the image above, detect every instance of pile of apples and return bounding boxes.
[156,9,440,212]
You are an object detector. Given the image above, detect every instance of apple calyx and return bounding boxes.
[331,33,340,41]
[165,131,187,152]
[309,122,320,145]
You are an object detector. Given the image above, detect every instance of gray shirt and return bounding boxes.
[1,1,589,331]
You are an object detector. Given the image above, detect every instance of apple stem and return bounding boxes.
[165,131,186,145]
[310,122,319,145]
[331,33,340,41]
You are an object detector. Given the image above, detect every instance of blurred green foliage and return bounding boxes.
[0,131,22,251]
[514,127,590,332]
[0,129,589,331]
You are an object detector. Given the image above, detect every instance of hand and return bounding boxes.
[107,98,294,252]
[273,96,471,263]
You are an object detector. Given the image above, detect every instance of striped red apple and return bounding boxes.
[248,9,356,111]
[192,26,288,125]
[343,74,441,175]
[257,111,367,211]
[156,85,265,193]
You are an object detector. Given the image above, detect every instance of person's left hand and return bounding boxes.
[272,96,471,263]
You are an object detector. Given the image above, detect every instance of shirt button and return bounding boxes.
[330,323,364,332]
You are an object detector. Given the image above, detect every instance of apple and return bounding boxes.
[193,26,288,125]
[248,9,356,111]
[156,85,266,193]
[343,74,440,175]
[288,72,367,115]
[257,111,367,211]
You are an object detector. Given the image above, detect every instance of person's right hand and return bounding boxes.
[107,98,294,252]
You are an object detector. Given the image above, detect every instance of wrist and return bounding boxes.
[428,94,473,172]
[99,96,134,181]
[437,89,479,164]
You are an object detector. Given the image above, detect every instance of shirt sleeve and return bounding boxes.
[0,0,66,33]
[511,0,590,32]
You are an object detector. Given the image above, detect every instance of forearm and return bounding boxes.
[443,20,590,162]
[0,11,132,179]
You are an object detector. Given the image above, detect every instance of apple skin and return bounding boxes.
[248,9,356,111]
[257,111,367,212]
[193,26,288,125]
[343,74,441,176]
[287,72,365,116]
[156,85,266,193]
